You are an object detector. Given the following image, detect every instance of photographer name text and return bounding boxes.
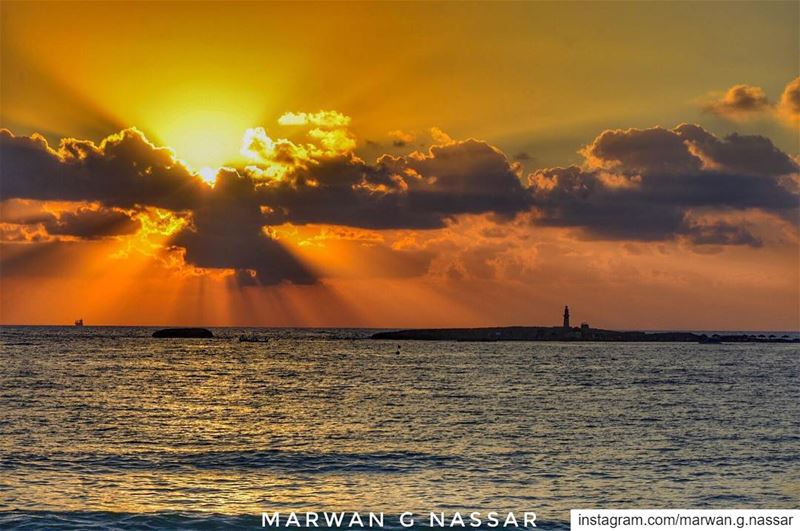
[262,512,537,528]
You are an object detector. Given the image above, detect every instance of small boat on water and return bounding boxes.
[74,318,84,327]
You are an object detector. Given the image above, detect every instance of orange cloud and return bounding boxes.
[278,110,351,128]
[779,76,800,125]
[701,79,800,127]
[388,129,415,147]
[703,84,771,120]
[0,200,141,242]
[242,111,357,181]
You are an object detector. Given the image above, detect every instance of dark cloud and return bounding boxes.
[582,124,797,180]
[530,165,779,243]
[674,124,798,177]
[0,128,208,211]
[0,202,140,240]
[233,268,259,287]
[681,220,762,248]
[582,126,702,174]
[704,84,772,119]
[530,166,688,241]
[42,207,140,239]
[256,139,531,229]
[530,125,798,243]
[170,170,315,285]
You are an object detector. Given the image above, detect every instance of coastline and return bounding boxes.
[371,326,800,343]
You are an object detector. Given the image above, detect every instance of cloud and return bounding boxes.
[681,219,762,247]
[278,110,351,128]
[582,126,702,174]
[674,123,798,176]
[703,84,771,120]
[530,124,798,244]
[254,138,531,229]
[0,201,140,241]
[308,126,357,155]
[581,123,797,178]
[700,79,800,126]
[0,129,314,284]
[530,165,687,241]
[430,127,454,145]
[2,117,797,284]
[42,207,140,239]
[388,129,415,147]
[170,169,315,285]
[0,128,209,211]
[241,115,356,177]
[779,76,800,124]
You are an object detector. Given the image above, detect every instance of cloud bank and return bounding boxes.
[1,113,797,284]
[531,124,797,245]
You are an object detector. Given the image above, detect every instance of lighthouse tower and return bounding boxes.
[563,306,570,329]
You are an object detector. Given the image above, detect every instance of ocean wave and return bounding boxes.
[0,511,256,530]
[0,449,459,475]
[0,511,570,531]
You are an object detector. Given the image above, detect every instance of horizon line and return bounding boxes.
[1,323,798,334]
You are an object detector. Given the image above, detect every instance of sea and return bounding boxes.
[0,326,798,530]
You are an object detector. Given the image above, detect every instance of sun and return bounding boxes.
[158,111,247,185]
[142,97,260,184]
[131,86,270,186]
[157,110,249,168]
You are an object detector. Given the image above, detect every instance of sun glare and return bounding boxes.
[147,104,256,179]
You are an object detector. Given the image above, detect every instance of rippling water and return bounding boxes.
[1,326,798,529]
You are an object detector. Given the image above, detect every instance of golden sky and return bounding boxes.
[1,1,798,329]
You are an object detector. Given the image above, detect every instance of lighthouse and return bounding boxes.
[563,306,570,329]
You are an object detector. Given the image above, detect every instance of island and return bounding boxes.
[371,306,798,343]
[152,327,214,338]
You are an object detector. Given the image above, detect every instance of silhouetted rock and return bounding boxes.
[152,327,213,338]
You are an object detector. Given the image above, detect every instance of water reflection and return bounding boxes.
[0,327,798,525]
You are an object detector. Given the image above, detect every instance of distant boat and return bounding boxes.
[74,318,84,327]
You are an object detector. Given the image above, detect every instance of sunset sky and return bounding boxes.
[1,1,798,329]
